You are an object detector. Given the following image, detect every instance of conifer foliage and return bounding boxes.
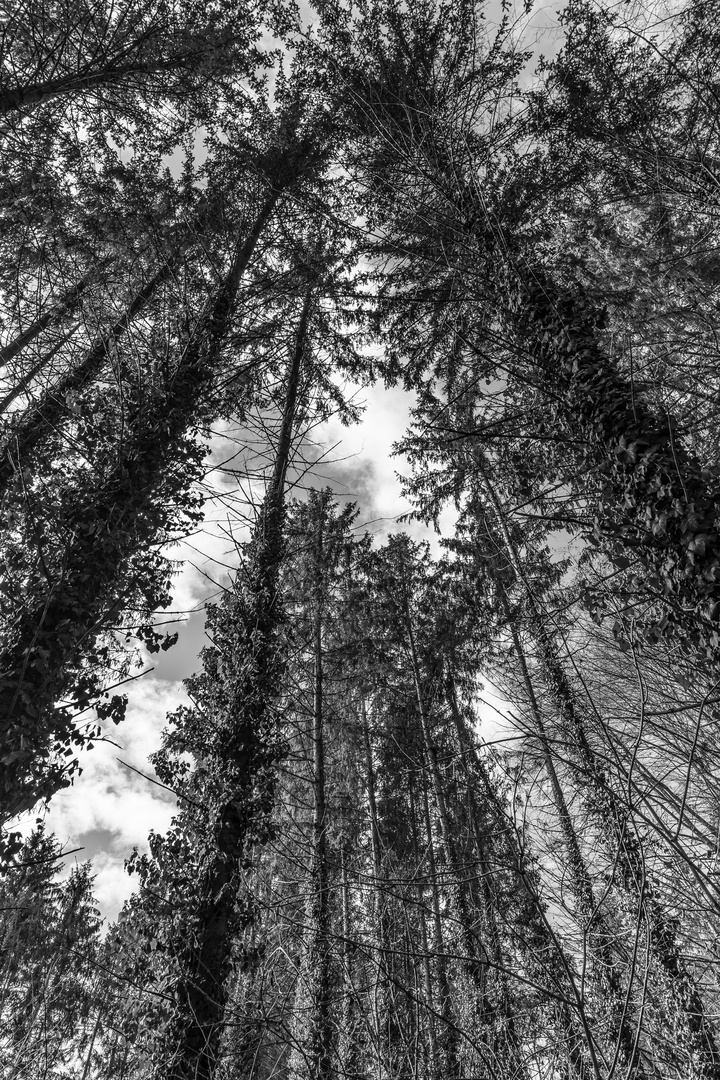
[3,1,720,1077]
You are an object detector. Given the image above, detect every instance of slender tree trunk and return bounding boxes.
[360,696,390,1080]
[402,594,491,1016]
[0,277,90,370]
[340,845,360,1080]
[299,504,333,1080]
[479,463,719,1076]
[80,1010,102,1080]
[445,676,596,1080]
[444,678,529,1078]
[408,773,455,1080]
[0,188,277,500]
[0,322,80,415]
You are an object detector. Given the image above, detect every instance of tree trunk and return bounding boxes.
[0,190,275,500]
[0,193,289,826]
[445,674,597,1080]
[299,500,333,1080]
[444,677,530,1078]
[410,771,458,1080]
[0,276,90,370]
[0,322,80,415]
[403,593,491,1011]
[162,287,312,1080]
[360,696,391,1080]
[0,46,225,115]
[479,463,719,1077]
[339,845,361,1080]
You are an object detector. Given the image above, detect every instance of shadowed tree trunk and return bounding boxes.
[0,185,294,827]
[162,286,313,1080]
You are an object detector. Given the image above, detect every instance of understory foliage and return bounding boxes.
[3,1,720,1077]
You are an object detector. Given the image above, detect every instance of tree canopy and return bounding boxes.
[3,1,720,1077]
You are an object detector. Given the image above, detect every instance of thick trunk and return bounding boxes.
[162,288,312,1080]
[0,199,287,826]
[493,253,720,653]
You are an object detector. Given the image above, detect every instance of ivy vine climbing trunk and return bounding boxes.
[294,493,334,1080]
[0,182,292,830]
[161,286,313,1080]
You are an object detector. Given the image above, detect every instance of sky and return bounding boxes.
[15,0,567,924]
[34,378,469,921]
[30,371,516,924]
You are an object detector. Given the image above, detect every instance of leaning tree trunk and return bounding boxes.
[443,670,597,1080]
[443,676,530,1077]
[0,274,91,371]
[403,589,514,1068]
[348,51,720,657]
[0,321,81,415]
[0,189,288,827]
[479,464,720,1078]
[0,191,246,500]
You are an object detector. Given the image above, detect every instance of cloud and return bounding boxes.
[11,677,187,920]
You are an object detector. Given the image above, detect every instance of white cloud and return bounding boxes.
[9,677,187,920]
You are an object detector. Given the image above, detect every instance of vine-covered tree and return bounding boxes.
[3,1,720,1078]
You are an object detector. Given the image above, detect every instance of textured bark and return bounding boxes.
[163,288,312,1080]
[0,196,287,825]
[0,276,90,370]
[492,254,720,647]
[298,505,333,1080]
[479,464,718,1077]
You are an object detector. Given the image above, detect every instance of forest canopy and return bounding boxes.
[3,0,720,1077]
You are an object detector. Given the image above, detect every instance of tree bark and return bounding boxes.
[0,195,289,827]
[479,462,719,1077]
[162,287,313,1080]
[299,498,333,1080]
[0,276,90,371]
